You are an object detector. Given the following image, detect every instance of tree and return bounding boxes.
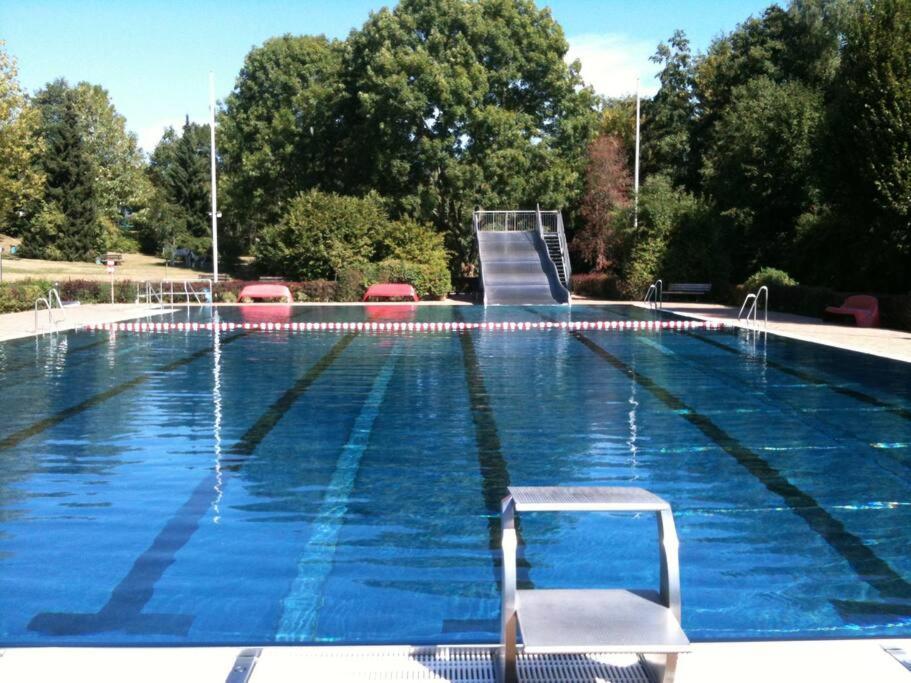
[701,77,823,279]
[572,135,631,272]
[826,0,911,290]
[144,118,212,255]
[220,35,345,251]
[0,42,44,235]
[255,190,388,280]
[27,79,148,255]
[21,91,100,260]
[641,30,696,188]
[333,0,599,269]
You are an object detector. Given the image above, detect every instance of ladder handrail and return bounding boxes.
[33,297,54,334]
[643,279,663,309]
[47,287,66,324]
[737,286,769,330]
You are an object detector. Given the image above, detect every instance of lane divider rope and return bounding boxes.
[82,320,728,333]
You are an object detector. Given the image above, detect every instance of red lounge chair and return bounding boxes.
[362,283,420,302]
[238,284,292,303]
[824,295,880,328]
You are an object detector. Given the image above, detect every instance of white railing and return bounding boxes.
[644,279,663,310]
[33,297,55,334]
[137,280,212,307]
[475,210,540,232]
[737,285,768,330]
[47,287,67,325]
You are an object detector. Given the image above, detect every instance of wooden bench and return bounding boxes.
[103,252,124,265]
[663,283,711,298]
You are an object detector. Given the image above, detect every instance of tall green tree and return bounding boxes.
[336,0,598,269]
[220,35,345,253]
[21,92,100,260]
[826,0,911,290]
[702,77,823,278]
[144,118,212,255]
[27,79,148,254]
[641,30,696,188]
[0,42,44,236]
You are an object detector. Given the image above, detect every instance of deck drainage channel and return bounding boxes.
[567,328,911,619]
[0,332,248,453]
[276,341,401,641]
[27,334,358,637]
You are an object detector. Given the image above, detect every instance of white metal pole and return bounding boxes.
[634,77,641,230]
[209,72,219,283]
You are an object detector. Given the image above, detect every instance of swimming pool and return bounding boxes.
[1,304,910,646]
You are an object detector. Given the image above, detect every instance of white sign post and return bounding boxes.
[107,259,115,303]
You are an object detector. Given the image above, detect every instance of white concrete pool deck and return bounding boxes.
[1,639,910,682]
[633,300,911,364]
[0,303,175,342]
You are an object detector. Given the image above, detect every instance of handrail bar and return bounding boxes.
[737,293,756,323]
[47,287,67,324]
[643,279,663,309]
[34,297,54,334]
[737,286,769,330]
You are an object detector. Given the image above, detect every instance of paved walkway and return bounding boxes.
[646,301,911,364]
[0,304,173,343]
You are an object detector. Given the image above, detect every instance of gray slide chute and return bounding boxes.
[476,217,571,306]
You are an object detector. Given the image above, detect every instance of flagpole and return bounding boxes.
[634,76,641,230]
[209,72,219,283]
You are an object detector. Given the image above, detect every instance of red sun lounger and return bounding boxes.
[363,283,420,302]
[824,295,880,328]
[238,284,292,303]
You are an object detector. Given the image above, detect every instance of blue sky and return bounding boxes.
[1,0,776,152]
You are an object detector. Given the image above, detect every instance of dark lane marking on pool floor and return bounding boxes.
[0,333,248,453]
[683,330,911,422]
[567,329,911,617]
[0,336,111,374]
[454,310,532,588]
[27,334,357,637]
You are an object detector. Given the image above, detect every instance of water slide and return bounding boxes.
[477,227,571,306]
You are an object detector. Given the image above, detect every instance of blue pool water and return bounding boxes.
[1,304,910,646]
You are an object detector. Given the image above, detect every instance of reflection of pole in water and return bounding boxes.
[626,355,639,476]
[212,310,224,523]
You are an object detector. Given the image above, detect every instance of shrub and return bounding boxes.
[742,267,798,291]
[255,190,388,280]
[0,279,53,313]
[220,290,237,303]
[571,273,621,299]
[364,258,452,299]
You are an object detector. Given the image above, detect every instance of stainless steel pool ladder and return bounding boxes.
[737,285,768,330]
[33,297,55,334]
[500,486,689,683]
[644,280,663,310]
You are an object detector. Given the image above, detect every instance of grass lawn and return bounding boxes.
[0,251,213,283]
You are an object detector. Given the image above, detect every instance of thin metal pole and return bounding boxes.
[634,77,641,231]
[209,72,219,284]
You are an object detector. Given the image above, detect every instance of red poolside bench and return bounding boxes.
[238,284,292,303]
[363,283,420,302]
[824,295,880,328]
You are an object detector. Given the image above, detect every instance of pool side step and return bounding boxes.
[242,646,651,682]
